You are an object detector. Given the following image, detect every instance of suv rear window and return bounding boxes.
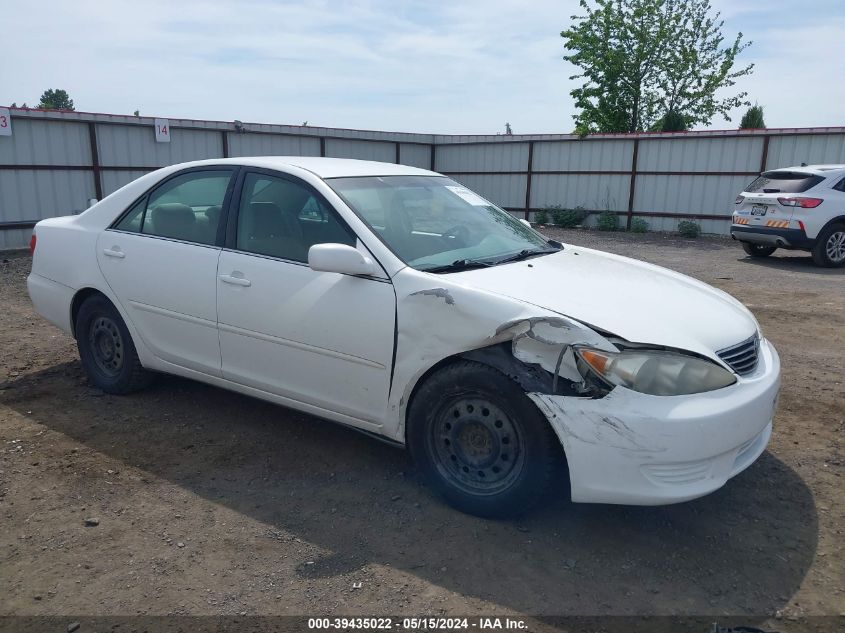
[744,171,824,194]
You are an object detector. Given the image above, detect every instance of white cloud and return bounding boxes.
[0,0,840,134]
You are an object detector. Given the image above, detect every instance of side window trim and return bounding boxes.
[108,165,240,248]
[225,168,390,279]
[226,167,357,252]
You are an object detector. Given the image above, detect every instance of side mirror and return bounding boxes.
[308,243,376,276]
[519,218,532,228]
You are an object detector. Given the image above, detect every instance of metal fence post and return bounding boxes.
[759,134,770,172]
[87,122,103,200]
[626,137,640,230]
[524,141,534,220]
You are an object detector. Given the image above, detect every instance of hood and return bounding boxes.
[448,245,758,360]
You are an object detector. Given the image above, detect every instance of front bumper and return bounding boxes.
[529,338,780,505]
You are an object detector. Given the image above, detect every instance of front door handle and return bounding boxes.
[219,274,251,287]
[103,247,125,259]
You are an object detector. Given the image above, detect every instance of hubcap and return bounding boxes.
[89,316,124,377]
[826,231,845,263]
[430,397,524,495]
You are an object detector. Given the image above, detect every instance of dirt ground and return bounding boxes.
[0,230,843,628]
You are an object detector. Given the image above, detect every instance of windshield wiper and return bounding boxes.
[421,258,495,274]
[493,247,561,265]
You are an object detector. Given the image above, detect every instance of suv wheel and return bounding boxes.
[742,242,776,258]
[812,223,845,267]
[76,295,153,394]
[407,361,561,517]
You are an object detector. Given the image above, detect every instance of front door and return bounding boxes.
[216,170,395,429]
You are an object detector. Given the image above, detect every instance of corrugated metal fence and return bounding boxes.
[1,107,844,248]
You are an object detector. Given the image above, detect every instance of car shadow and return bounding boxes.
[2,362,819,617]
[738,252,845,274]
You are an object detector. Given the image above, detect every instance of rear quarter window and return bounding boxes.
[744,171,824,194]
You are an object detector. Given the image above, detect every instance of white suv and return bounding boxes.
[731,165,845,267]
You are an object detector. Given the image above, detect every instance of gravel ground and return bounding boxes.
[0,231,843,629]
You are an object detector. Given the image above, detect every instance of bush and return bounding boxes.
[533,209,549,225]
[629,217,648,233]
[550,205,586,228]
[596,211,618,231]
[678,220,701,238]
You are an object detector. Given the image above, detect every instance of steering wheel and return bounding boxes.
[442,224,470,246]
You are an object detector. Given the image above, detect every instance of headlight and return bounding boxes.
[575,347,736,396]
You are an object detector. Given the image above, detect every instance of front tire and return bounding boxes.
[407,361,561,517]
[742,242,776,258]
[812,223,845,267]
[75,295,152,394]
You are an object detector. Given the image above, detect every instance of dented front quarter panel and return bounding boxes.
[387,267,616,442]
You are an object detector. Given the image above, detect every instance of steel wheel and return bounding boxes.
[825,230,845,264]
[428,396,525,496]
[88,315,124,377]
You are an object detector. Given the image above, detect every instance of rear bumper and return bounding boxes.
[529,338,780,506]
[27,272,75,335]
[730,225,815,249]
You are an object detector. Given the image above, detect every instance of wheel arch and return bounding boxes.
[70,287,111,339]
[818,215,845,236]
[402,343,571,444]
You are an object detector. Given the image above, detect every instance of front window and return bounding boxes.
[327,176,558,271]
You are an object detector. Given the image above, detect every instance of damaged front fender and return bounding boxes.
[388,268,620,443]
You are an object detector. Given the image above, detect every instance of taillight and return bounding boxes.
[777,197,823,208]
[29,233,37,255]
[735,195,744,204]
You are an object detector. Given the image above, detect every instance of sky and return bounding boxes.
[1,0,842,135]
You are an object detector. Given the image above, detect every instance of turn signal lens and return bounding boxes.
[777,197,823,208]
[575,347,736,396]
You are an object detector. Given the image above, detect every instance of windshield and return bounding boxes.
[327,176,559,271]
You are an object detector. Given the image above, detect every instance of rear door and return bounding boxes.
[97,167,236,376]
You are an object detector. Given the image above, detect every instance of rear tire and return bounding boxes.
[811,223,845,267]
[742,242,776,258]
[407,361,561,518]
[75,295,153,394]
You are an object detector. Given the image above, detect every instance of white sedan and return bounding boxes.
[28,157,780,516]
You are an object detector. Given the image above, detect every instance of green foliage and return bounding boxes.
[36,89,74,111]
[630,217,649,233]
[549,205,587,227]
[654,110,688,132]
[678,220,701,238]
[739,104,766,129]
[534,209,549,224]
[596,211,619,231]
[561,0,753,133]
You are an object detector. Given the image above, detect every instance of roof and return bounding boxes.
[190,156,438,179]
[768,164,845,175]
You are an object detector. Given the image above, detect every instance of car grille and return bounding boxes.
[717,335,760,376]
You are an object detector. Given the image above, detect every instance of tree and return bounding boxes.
[36,89,75,111]
[739,104,766,129]
[561,0,753,133]
[651,110,688,132]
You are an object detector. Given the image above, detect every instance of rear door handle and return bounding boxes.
[218,274,251,287]
[103,247,125,259]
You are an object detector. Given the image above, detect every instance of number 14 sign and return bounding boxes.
[0,108,12,137]
[154,118,170,143]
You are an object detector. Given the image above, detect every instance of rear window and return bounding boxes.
[744,171,824,194]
